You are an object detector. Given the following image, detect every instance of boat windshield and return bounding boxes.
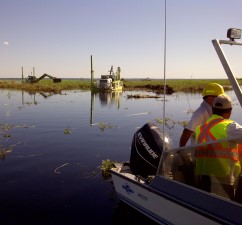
[159,136,242,202]
[100,80,110,84]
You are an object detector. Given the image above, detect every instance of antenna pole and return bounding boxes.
[157,0,167,175]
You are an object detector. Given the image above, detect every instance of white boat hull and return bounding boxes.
[111,165,242,225]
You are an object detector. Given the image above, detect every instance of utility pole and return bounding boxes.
[91,55,94,86]
[21,66,24,83]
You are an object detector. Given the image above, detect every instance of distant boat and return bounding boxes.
[96,66,123,92]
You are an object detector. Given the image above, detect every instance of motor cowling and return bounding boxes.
[130,123,172,177]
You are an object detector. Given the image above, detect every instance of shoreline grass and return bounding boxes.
[0,78,238,93]
[0,79,91,93]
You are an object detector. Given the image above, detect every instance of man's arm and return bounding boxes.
[179,128,194,147]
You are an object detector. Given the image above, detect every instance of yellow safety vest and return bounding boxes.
[195,115,241,178]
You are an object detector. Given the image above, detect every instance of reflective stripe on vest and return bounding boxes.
[196,116,239,161]
[197,117,223,143]
[195,144,239,161]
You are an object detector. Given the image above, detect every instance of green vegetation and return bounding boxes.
[100,159,116,179]
[123,79,236,92]
[155,117,189,130]
[0,123,30,160]
[0,79,90,93]
[98,122,117,131]
[0,78,239,93]
[64,128,72,134]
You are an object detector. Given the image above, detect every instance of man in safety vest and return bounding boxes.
[180,83,224,147]
[195,94,242,201]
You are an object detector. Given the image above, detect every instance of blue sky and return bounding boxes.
[1,0,242,79]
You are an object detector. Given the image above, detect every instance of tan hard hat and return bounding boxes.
[213,94,232,109]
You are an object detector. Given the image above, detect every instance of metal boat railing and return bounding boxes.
[212,38,242,107]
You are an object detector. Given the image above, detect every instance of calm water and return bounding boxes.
[0,89,241,225]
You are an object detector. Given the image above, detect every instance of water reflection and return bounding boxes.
[21,90,59,106]
[97,91,122,108]
[39,92,56,98]
[90,91,123,125]
[0,89,241,225]
[21,90,38,105]
[111,202,158,225]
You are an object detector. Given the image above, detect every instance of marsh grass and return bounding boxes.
[124,79,235,92]
[0,79,90,93]
[0,78,237,93]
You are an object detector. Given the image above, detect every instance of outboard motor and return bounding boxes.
[130,123,172,177]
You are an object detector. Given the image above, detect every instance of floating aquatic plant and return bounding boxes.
[178,120,189,127]
[0,150,8,160]
[64,128,72,134]
[82,160,116,180]
[155,117,175,129]
[0,123,32,160]
[127,94,161,99]
[98,123,116,132]
[155,117,189,129]
[0,146,13,160]
[101,159,116,179]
